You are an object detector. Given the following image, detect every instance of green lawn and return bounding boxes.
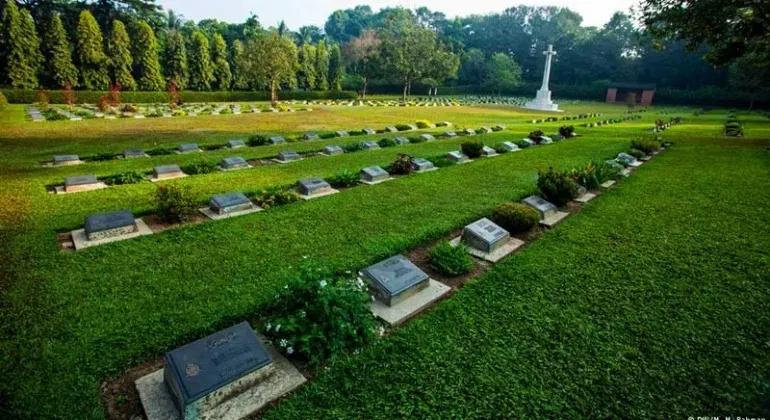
[1,102,767,419]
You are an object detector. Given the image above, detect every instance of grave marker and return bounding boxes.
[412,158,436,172]
[395,137,409,145]
[617,152,642,167]
[360,166,391,184]
[385,126,398,133]
[303,133,319,141]
[363,255,429,307]
[219,157,250,171]
[297,177,337,199]
[269,136,286,145]
[124,149,147,159]
[447,151,469,163]
[443,131,458,138]
[323,145,343,156]
[178,143,201,153]
[53,154,82,166]
[362,128,376,135]
[275,151,302,163]
[336,130,349,137]
[420,134,435,141]
[85,210,137,241]
[64,175,100,193]
[501,142,520,152]
[481,146,498,157]
[228,140,246,149]
[362,141,380,150]
[208,192,255,215]
[522,195,569,227]
[152,164,186,181]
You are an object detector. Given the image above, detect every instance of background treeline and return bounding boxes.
[0,0,763,106]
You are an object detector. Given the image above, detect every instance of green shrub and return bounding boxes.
[528,130,545,143]
[395,124,412,131]
[435,121,450,127]
[261,265,377,366]
[342,143,363,153]
[559,125,575,138]
[248,134,268,146]
[630,138,660,154]
[389,153,414,175]
[146,147,173,156]
[408,136,426,144]
[493,143,509,154]
[326,170,361,188]
[378,138,397,148]
[429,242,474,277]
[570,160,618,189]
[104,170,146,186]
[461,140,484,158]
[0,91,7,112]
[87,152,120,161]
[416,119,432,128]
[181,159,218,175]
[153,184,198,223]
[0,89,358,104]
[426,155,456,168]
[491,203,540,233]
[724,122,741,129]
[515,140,531,149]
[629,149,645,159]
[537,167,580,206]
[251,186,299,210]
[319,132,336,139]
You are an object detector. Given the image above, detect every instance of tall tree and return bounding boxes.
[0,0,38,88]
[43,14,78,87]
[107,20,135,90]
[187,30,214,90]
[314,39,329,90]
[134,20,164,91]
[458,48,487,85]
[297,44,317,90]
[76,10,109,90]
[163,29,187,89]
[297,25,322,45]
[243,32,298,102]
[210,33,231,90]
[327,43,343,90]
[18,8,42,88]
[729,52,770,110]
[230,39,247,90]
[343,29,382,98]
[484,52,522,94]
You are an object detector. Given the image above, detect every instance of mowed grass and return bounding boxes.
[2,102,766,418]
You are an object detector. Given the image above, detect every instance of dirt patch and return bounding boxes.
[406,229,491,290]
[101,356,165,420]
[57,232,75,252]
[144,214,206,233]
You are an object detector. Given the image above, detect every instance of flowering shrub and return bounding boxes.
[326,170,360,188]
[389,153,414,175]
[537,167,580,206]
[261,266,377,366]
[104,170,145,186]
[570,160,618,190]
[251,186,299,209]
[153,184,198,223]
[429,242,474,276]
[461,140,484,158]
[492,203,539,233]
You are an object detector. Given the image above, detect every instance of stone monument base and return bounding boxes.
[524,89,563,112]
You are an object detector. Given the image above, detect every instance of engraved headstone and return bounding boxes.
[228,140,246,149]
[277,151,301,162]
[65,175,99,192]
[386,126,399,133]
[480,127,493,134]
[209,192,253,215]
[153,164,184,180]
[297,178,332,196]
[269,136,286,145]
[463,128,476,135]
[522,196,557,219]
[420,134,435,141]
[323,145,343,155]
[461,218,510,254]
[53,154,81,166]
[178,143,201,153]
[84,210,137,241]
[362,141,380,150]
[362,128,376,135]
[363,255,430,307]
[501,141,520,152]
[395,137,409,145]
[412,158,435,172]
[617,152,639,166]
[220,157,249,170]
[443,131,457,138]
[303,133,319,141]
[481,146,497,156]
[447,151,468,162]
[495,124,507,131]
[164,322,272,418]
[360,166,390,183]
[336,130,349,137]
[124,149,146,158]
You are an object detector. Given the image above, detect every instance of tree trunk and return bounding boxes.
[402,76,408,101]
[270,80,277,105]
[749,93,755,112]
[361,76,368,100]
[407,78,412,96]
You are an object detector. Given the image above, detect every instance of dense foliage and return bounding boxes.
[153,183,198,222]
[537,167,580,206]
[491,203,540,234]
[429,242,475,276]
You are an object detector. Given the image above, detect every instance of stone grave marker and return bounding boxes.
[363,128,376,135]
[303,133,319,141]
[275,151,302,163]
[152,164,185,181]
[363,255,429,307]
[178,143,201,153]
[64,175,100,193]
[269,136,286,145]
[522,195,568,228]
[463,128,476,135]
[208,192,256,215]
[412,158,436,172]
[495,124,507,131]
[323,145,344,156]
[395,137,409,145]
[53,154,82,166]
[297,177,336,199]
[85,210,137,241]
[336,130,349,137]
[219,157,250,171]
[452,218,523,263]
[481,146,498,157]
[443,131,458,138]
[501,142,520,152]
[386,126,398,133]
[480,127,493,134]
[540,136,554,144]
[420,134,435,141]
[617,152,642,167]
[228,140,246,149]
[362,141,380,150]
[522,138,537,146]
[360,166,391,184]
[124,149,147,159]
[447,151,469,163]
[406,124,418,130]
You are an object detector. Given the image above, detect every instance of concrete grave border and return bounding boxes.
[71,218,153,250]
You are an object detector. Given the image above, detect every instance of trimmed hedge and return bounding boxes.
[0,89,358,104]
[0,91,7,112]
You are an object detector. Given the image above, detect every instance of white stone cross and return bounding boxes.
[540,44,557,91]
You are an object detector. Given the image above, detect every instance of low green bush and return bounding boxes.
[528,130,545,143]
[0,91,7,112]
[629,149,645,159]
[146,147,174,156]
[326,170,361,188]
[409,136,426,144]
[153,184,198,223]
[435,121,450,127]
[630,138,660,154]
[378,138,397,148]
[342,143,363,153]
[537,167,580,206]
[570,160,618,189]
[559,125,575,138]
[416,120,432,129]
[248,135,268,146]
[261,265,377,366]
[389,153,414,175]
[251,186,299,210]
[429,242,474,277]
[493,144,509,154]
[461,140,484,158]
[515,140,531,149]
[426,155,456,168]
[181,159,218,175]
[104,170,146,186]
[491,203,540,233]
[395,124,412,131]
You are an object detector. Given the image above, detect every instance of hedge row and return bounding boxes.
[0,89,358,104]
[0,91,7,113]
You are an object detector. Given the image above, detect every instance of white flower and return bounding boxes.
[345,270,352,274]
[371,295,376,302]
[275,324,281,332]
[319,280,328,288]
[302,255,308,259]
[286,346,294,355]
[284,284,289,289]
[356,277,365,289]
[279,339,288,348]
[266,323,272,331]
[299,310,306,318]
[354,349,361,355]
[377,326,386,336]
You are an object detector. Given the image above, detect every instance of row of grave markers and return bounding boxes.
[130,141,669,420]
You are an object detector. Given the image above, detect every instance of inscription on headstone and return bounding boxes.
[522,196,557,219]
[298,177,331,196]
[220,157,249,170]
[84,210,137,241]
[178,143,200,153]
[363,255,429,307]
[209,192,253,215]
[461,218,510,254]
[277,151,301,162]
[360,166,390,183]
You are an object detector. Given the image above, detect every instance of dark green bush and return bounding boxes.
[629,149,645,159]
[248,135,268,146]
[181,159,218,175]
[146,148,174,156]
[409,136,426,144]
[493,143,509,154]
[426,155,456,168]
[378,138,397,148]
[104,170,146,185]
[416,119,432,128]
[342,143,363,153]
[491,203,540,233]
[153,184,198,223]
[570,160,618,189]
[528,130,545,143]
[537,167,580,206]
[515,140,531,149]
[559,125,575,138]
[429,242,474,277]
[461,140,484,158]
[326,170,361,188]
[261,265,377,366]
[251,186,299,209]
[630,138,660,154]
[395,124,412,131]
[0,91,7,112]
[389,153,414,175]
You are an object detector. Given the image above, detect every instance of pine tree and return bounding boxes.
[163,29,187,89]
[328,43,343,90]
[297,44,316,90]
[315,39,329,90]
[230,39,246,90]
[0,1,39,88]
[134,21,164,91]
[107,20,135,90]
[19,9,42,88]
[44,15,78,88]
[210,33,231,90]
[76,10,109,90]
[188,30,213,91]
